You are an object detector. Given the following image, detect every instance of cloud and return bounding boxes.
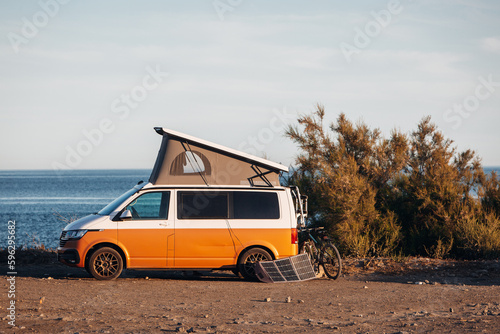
[481,37,500,54]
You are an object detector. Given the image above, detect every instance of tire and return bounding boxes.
[300,241,324,278]
[320,243,342,280]
[88,247,123,280]
[237,248,272,281]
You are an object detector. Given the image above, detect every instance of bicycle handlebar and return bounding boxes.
[298,226,325,233]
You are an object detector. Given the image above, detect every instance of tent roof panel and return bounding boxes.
[154,127,288,173]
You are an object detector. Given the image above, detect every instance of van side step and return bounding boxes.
[255,253,316,283]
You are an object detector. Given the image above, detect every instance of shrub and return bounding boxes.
[455,211,500,259]
[286,105,500,259]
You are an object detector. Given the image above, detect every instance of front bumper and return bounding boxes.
[57,248,81,266]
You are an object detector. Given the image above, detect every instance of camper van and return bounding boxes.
[57,128,307,280]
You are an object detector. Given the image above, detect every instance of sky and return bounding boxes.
[1,0,499,171]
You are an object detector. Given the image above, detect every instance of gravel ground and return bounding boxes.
[1,256,499,333]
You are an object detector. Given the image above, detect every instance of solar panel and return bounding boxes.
[255,253,317,283]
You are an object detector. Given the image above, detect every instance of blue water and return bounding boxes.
[484,167,500,175]
[0,170,150,249]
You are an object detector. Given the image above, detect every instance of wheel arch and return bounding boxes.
[85,242,128,270]
[237,245,276,264]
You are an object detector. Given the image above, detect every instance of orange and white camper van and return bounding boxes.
[57,128,307,280]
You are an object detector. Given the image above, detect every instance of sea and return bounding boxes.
[0,169,150,249]
[1,167,499,249]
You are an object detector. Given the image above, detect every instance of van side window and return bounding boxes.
[178,192,228,219]
[126,192,170,220]
[233,192,279,219]
[177,191,279,220]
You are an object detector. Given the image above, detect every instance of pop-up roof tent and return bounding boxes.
[149,128,288,187]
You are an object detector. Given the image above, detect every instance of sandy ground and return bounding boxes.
[1,256,499,333]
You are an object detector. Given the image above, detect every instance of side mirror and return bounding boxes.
[120,210,133,220]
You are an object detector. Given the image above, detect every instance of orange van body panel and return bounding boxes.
[117,228,174,268]
[59,229,118,268]
[173,228,298,269]
[61,227,298,270]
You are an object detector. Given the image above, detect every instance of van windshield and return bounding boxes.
[98,187,140,215]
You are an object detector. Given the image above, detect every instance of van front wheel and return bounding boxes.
[238,248,272,281]
[88,247,123,280]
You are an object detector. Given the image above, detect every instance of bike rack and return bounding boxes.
[255,253,317,283]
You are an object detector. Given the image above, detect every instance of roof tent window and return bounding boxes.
[170,151,212,175]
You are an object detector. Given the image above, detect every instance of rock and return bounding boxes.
[363,286,368,289]
[265,297,271,302]
[285,296,291,303]
[297,299,304,303]
[40,297,45,304]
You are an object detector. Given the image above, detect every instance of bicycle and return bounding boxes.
[299,227,342,280]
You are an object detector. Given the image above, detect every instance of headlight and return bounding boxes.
[64,230,88,240]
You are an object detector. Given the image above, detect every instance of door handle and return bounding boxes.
[159,222,169,227]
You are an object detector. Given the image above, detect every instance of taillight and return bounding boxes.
[291,228,298,244]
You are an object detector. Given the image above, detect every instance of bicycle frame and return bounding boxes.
[298,226,342,280]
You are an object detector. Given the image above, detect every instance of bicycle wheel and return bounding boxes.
[300,241,324,278]
[320,243,342,280]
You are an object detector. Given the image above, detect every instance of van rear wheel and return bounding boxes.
[88,247,123,280]
[238,248,272,281]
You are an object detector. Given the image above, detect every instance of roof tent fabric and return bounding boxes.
[149,128,289,187]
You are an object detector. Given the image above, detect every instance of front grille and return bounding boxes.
[59,239,67,247]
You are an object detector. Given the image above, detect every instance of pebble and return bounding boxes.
[297,299,304,303]
[285,296,291,303]
[265,298,271,302]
